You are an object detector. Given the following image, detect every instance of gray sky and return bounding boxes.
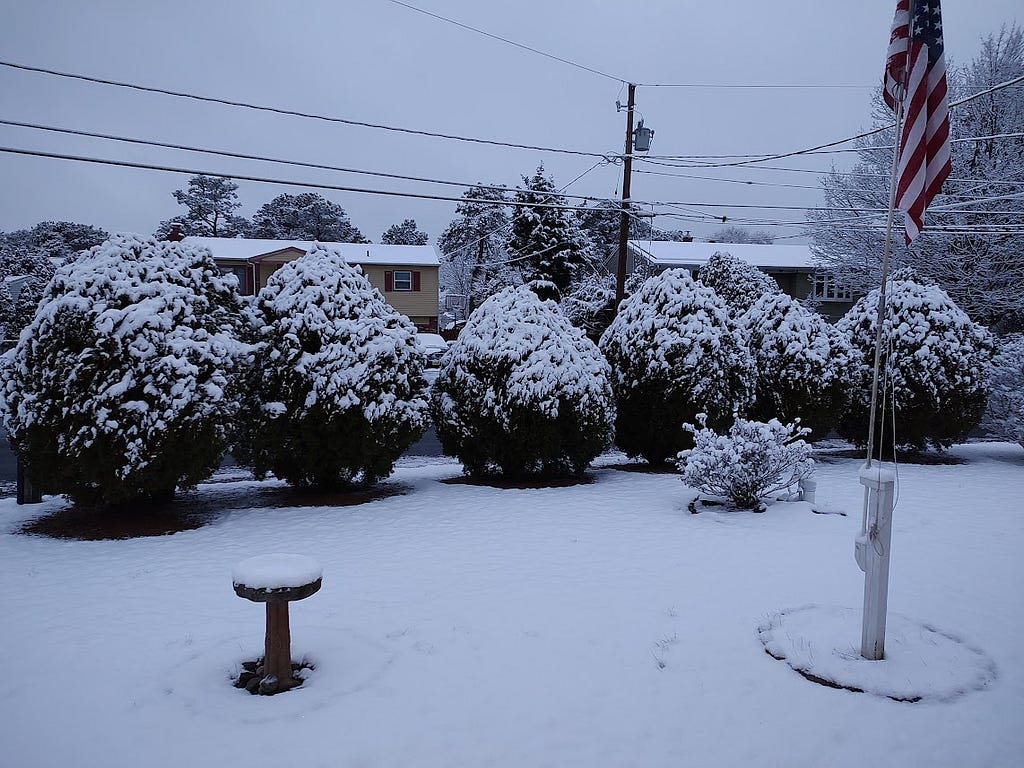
[0,0,1019,245]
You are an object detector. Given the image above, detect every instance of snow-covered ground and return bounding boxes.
[1,443,1021,767]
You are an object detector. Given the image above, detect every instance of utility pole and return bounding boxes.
[614,83,636,310]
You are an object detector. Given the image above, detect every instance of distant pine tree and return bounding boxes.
[381,218,429,245]
[249,192,367,242]
[507,166,594,299]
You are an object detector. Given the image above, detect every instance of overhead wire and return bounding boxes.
[0,117,628,207]
[0,59,611,160]
[386,0,627,84]
[0,145,618,214]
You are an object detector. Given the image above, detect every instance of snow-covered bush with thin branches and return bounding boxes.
[740,292,859,439]
[243,244,428,489]
[697,251,781,314]
[678,416,814,511]
[836,269,993,453]
[599,269,755,464]
[430,285,615,479]
[979,333,1024,448]
[0,234,245,507]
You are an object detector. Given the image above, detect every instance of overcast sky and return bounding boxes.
[0,0,1019,245]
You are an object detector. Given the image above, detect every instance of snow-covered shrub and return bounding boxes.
[678,417,814,511]
[740,292,859,440]
[243,244,428,488]
[599,269,755,464]
[430,285,615,479]
[0,234,245,507]
[697,251,780,314]
[836,270,993,453]
[0,243,58,341]
[979,333,1024,448]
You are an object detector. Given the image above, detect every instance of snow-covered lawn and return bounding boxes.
[1,443,1022,767]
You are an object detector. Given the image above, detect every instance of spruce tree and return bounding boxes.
[507,166,594,299]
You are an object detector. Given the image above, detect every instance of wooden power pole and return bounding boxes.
[614,83,636,311]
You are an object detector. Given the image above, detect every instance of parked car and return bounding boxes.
[416,332,449,368]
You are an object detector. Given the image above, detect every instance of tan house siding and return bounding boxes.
[213,253,440,330]
[361,265,440,319]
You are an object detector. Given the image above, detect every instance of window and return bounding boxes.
[385,270,421,292]
[393,270,413,291]
[812,273,853,301]
[219,265,249,294]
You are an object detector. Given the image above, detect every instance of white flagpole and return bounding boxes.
[857,9,912,660]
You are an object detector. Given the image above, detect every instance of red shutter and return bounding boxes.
[412,271,421,292]
[385,271,393,291]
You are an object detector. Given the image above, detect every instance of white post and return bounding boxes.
[858,465,896,660]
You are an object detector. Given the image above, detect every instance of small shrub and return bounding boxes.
[678,417,814,511]
[430,285,615,479]
[243,244,428,489]
[599,269,755,464]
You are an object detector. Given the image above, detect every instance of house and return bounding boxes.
[626,240,856,321]
[185,237,441,332]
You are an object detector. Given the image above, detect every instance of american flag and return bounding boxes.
[883,0,952,243]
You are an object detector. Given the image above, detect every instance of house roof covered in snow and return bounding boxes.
[628,240,814,271]
[185,237,440,267]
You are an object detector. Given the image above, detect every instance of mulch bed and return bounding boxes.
[442,474,594,490]
[19,482,409,541]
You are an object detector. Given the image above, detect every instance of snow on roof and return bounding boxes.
[628,240,814,270]
[184,237,440,267]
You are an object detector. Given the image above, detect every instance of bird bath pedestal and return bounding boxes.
[233,554,322,693]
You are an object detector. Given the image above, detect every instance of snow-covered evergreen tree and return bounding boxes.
[0,235,246,507]
[243,244,428,488]
[697,251,781,315]
[437,185,518,313]
[978,333,1024,448]
[250,192,367,242]
[0,243,57,341]
[740,292,858,440]
[600,269,756,464]
[678,417,813,511]
[155,175,251,239]
[836,269,993,453]
[430,285,615,479]
[507,166,595,299]
[1,220,108,261]
[381,218,429,245]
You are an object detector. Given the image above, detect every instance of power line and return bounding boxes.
[642,73,1024,169]
[0,117,627,206]
[0,145,616,214]
[0,59,611,160]
[386,0,627,84]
